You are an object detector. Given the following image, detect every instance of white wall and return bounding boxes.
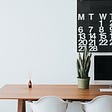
[0,0,76,111]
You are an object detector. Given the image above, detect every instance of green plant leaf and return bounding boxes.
[77,59,81,78]
[77,47,92,79]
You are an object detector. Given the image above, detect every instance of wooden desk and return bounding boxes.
[0,84,112,112]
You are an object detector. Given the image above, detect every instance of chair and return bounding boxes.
[66,101,83,112]
[82,95,112,112]
[29,96,68,112]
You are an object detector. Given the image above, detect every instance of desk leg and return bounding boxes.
[18,99,26,112]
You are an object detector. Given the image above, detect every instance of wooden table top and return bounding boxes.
[0,84,111,100]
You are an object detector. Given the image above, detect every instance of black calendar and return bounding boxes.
[77,0,112,52]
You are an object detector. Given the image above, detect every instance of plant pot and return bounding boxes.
[77,77,90,89]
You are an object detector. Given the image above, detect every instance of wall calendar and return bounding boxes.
[77,0,112,52]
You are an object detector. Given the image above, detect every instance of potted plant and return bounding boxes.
[77,47,92,89]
